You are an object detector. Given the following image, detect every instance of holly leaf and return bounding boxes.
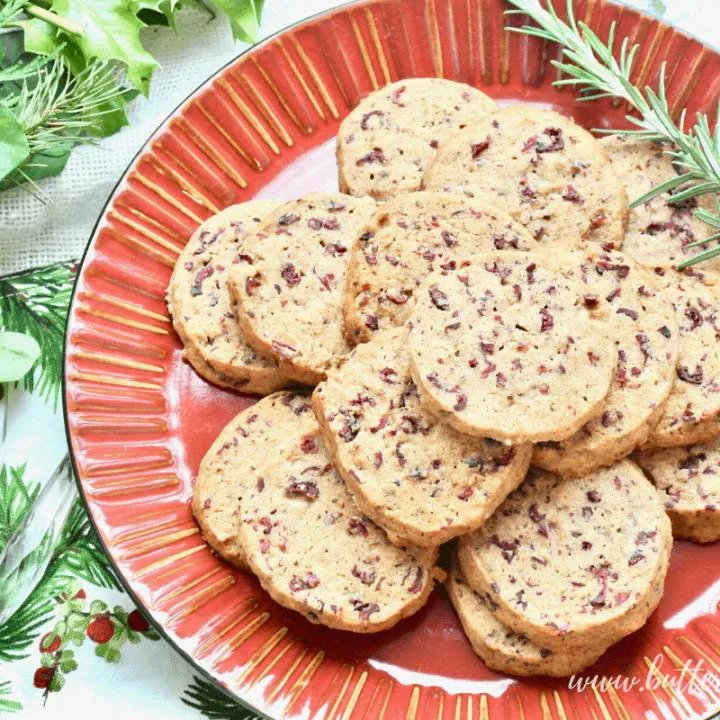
[209,0,263,43]
[2,145,73,191]
[17,18,59,57]
[48,0,159,94]
[0,107,30,183]
[0,331,40,383]
[132,0,181,28]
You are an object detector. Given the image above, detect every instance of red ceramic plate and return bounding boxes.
[64,1,720,718]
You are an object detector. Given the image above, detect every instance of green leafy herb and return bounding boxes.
[0,0,266,191]
[506,0,720,269]
[47,0,158,94]
[0,105,30,179]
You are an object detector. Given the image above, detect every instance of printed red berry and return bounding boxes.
[127,609,151,632]
[33,667,54,689]
[39,632,61,653]
[86,615,115,644]
[73,589,86,599]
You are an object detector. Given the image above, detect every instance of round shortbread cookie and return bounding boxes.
[229,194,376,385]
[408,251,616,443]
[168,201,288,394]
[313,327,532,546]
[636,438,720,543]
[457,461,672,651]
[600,135,720,284]
[447,557,608,677]
[423,106,627,247]
[343,192,536,344]
[191,391,310,569]
[238,395,439,632]
[645,270,720,448]
[533,250,679,477]
[337,78,496,201]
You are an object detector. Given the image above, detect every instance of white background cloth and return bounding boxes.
[0,0,717,275]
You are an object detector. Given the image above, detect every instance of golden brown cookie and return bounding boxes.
[458,461,672,652]
[343,192,536,344]
[408,252,616,443]
[447,556,609,677]
[238,393,440,632]
[191,391,308,568]
[636,438,720,543]
[645,270,720,448]
[168,201,288,394]
[313,327,532,546]
[533,250,679,476]
[338,78,496,200]
[228,194,376,385]
[424,106,627,247]
[601,135,720,284]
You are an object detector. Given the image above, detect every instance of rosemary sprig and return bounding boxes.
[506,0,720,269]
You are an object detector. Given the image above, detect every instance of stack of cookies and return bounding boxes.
[168,77,720,676]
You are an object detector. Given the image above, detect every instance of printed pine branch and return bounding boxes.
[0,498,119,661]
[182,676,268,720]
[0,262,75,407]
[506,0,720,268]
[0,463,39,550]
[0,681,22,714]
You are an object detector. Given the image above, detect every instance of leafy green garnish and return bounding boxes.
[0,0,266,191]
[48,0,159,95]
[506,0,720,270]
[0,106,30,180]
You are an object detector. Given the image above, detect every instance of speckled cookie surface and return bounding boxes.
[228,194,376,385]
[636,438,720,543]
[424,107,627,247]
[408,251,615,443]
[458,461,672,651]
[238,393,439,632]
[447,557,608,677]
[645,270,720,448]
[533,250,679,477]
[168,201,288,394]
[343,192,536,344]
[337,78,496,200]
[601,135,720,284]
[191,391,308,569]
[313,327,532,546]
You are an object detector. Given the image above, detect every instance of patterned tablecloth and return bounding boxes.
[0,1,717,718]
